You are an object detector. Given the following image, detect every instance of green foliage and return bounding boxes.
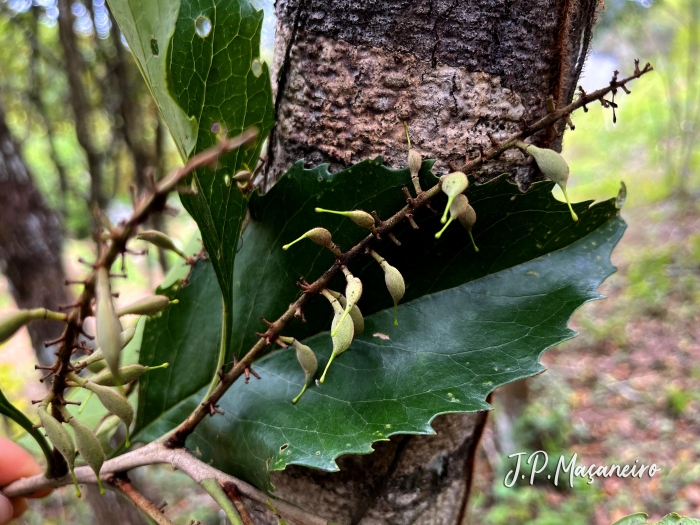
[0,387,53,474]
[109,0,275,343]
[132,156,624,491]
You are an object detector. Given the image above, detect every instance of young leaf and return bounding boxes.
[0,389,54,475]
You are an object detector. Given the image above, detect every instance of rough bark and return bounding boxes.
[264,1,597,523]
[267,0,596,189]
[0,102,70,367]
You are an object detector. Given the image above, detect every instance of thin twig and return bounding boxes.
[45,130,258,423]
[166,63,654,447]
[108,474,174,525]
[2,442,326,525]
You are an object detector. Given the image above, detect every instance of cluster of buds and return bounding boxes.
[0,246,177,493]
[271,124,584,403]
[280,222,407,400]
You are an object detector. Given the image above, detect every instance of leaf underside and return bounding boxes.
[108,0,275,330]
[134,159,624,492]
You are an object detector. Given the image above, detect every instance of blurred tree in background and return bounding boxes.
[0,0,698,522]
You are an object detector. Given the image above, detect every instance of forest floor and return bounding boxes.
[469,195,700,524]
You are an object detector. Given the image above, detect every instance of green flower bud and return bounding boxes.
[0,310,36,344]
[440,172,469,224]
[319,290,355,383]
[408,149,422,178]
[289,339,318,404]
[115,295,171,317]
[370,251,405,327]
[37,406,80,497]
[66,414,106,494]
[315,208,376,230]
[84,382,134,448]
[329,290,364,336]
[331,271,363,337]
[283,227,335,251]
[95,268,123,384]
[516,141,578,222]
[232,169,253,182]
[404,122,423,194]
[136,230,190,260]
[435,194,467,239]
[91,363,169,386]
[77,324,137,370]
[0,308,66,344]
[94,414,121,452]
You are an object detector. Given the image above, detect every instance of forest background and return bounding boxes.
[0,0,698,523]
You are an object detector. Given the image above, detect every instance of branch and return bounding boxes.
[2,442,326,525]
[451,61,654,172]
[42,130,258,458]
[108,474,174,525]
[166,62,654,447]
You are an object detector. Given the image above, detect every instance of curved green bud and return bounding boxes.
[319,290,355,383]
[84,382,134,448]
[315,208,375,229]
[291,339,318,404]
[0,310,37,344]
[77,323,138,370]
[66,415,105,494]
[37,406,80,497]
[370,251,406,326]
[94,414,121,452]
[435,194,465,239]
[283,227,334,251]
[95,268,123,385]
[91,363,169,387]
[0,308,66,344]
[332,275,363,337]
[516,142,578,222]
[329,290,364,336]
[136,230,190,260]
[232,169,253,182]
[440,172,469,223]
[115,295,171,317]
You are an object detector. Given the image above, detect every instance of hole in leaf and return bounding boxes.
[210,121,220,133]
[251,59,262,77]
[150,38,159,56]
[280,443,289,451]
[195,16,211,38]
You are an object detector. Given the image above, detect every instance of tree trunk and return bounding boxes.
[0,101,71,367]
[264,1,597,523]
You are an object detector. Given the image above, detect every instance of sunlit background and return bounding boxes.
[0,0,698,523]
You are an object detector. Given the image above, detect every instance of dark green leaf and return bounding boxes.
[184,212,624,491]
[0,388,54,473]
[134,159,624,492]
[134,259,222,439]
[109,0,275,347]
